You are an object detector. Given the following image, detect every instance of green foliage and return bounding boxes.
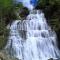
[38,0,49,8]
[15,2,23,9]
[0,0,13,7]
[0,0,13,17]
[14,3,24,19]
[0,0,13,49]
[0,0,24,49]
[37,0,60,32]
[49,19,60,32]
[49,0,60,5]
[38,0,60,6]
[0,20,9,49]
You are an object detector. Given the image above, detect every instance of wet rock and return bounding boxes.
[19,7,29,20]
[0,50,17,60]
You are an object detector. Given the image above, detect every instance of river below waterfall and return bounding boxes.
[5,10,60,60]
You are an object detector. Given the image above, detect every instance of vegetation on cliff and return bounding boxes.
[0,0,23,49]
[37,0,60,49]
[37,0,60,32]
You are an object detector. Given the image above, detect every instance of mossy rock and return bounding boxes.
[16,7,29,20]
[0,27,9,49]
[0,19,9,49]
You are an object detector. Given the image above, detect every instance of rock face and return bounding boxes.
[19,7,29,20]
[0,50,17,60]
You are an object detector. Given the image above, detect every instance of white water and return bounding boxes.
[15,0,34,10]
[5,10,60,60]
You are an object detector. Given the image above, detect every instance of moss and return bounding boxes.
[0,29,9,49]
[0,20,9,49]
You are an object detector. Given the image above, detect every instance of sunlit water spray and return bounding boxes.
[5,10,60,60]
[15,0,38,10]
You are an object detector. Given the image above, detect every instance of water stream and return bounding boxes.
[5,10,60,60]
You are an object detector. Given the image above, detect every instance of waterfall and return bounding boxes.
[5,10,60,60]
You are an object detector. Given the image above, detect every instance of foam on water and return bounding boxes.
[5,10,60,60]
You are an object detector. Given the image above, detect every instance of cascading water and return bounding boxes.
[5,10,60,60]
